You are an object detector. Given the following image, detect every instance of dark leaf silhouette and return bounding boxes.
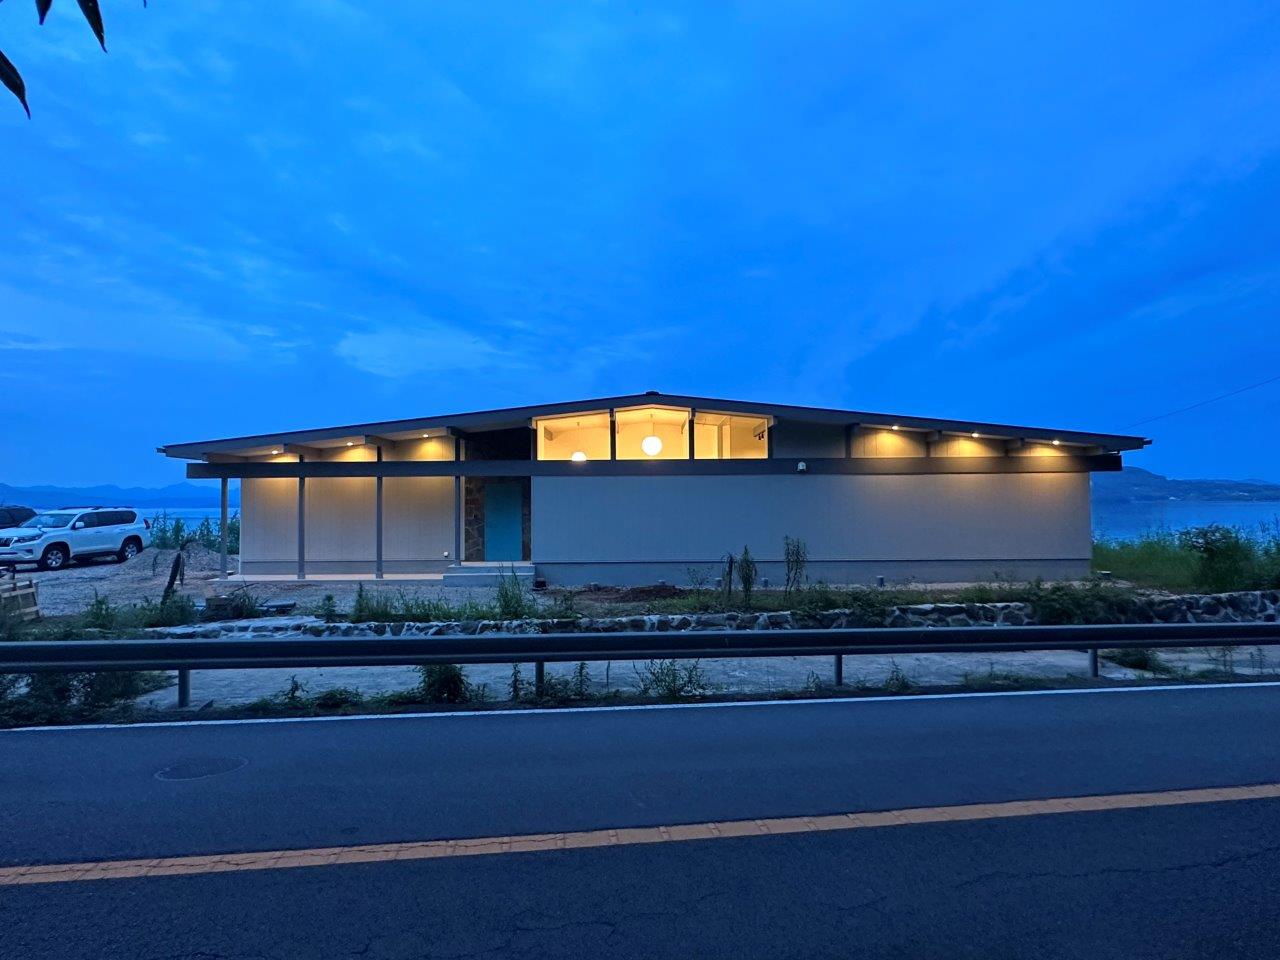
[0,48,31,118]
[36,0,53,25]
[76,0,106,50]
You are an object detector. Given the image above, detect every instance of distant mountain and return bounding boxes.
[1093,467,1280,504]
[0,481,240,510]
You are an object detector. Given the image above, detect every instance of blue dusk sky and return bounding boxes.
[2,1,1279,487]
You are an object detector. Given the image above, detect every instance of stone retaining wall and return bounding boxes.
[149,590,1280,639]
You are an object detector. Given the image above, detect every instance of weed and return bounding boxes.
[633,659,712,698]
[312,687,365,710]
[418,663,473,703]
[509,663,524,701]
[783,535,808,597]
[83,591,116,630]
[883,661,914,694]
[1103,648,1167,673]
[495,568,536,620]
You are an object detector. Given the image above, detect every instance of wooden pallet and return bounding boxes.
[0,575,39,622]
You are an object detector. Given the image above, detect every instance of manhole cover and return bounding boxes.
[155,757,249,781]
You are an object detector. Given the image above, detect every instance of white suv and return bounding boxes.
[0,507,153,571]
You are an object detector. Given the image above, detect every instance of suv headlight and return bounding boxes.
[12,534,41,544]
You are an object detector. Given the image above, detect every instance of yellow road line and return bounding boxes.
[5,781,1280,887]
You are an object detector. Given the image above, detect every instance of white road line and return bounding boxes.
[6,680,1280,733]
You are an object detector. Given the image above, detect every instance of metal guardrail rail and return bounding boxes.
[3,622,1280,672]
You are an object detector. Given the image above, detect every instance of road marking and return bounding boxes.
[7,680,1280,734]
[5,781,1279,887]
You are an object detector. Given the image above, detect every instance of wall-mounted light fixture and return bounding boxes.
[971,432,980,438]
[271,449,280,455]
[1052,439,1061,446]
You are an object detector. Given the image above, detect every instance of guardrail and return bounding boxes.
[4,622,1280,707]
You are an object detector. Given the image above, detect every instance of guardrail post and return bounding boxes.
[1088,649,1099,678]
[834,654,844,686]
[535,660,545,698]
[177,669,191,708]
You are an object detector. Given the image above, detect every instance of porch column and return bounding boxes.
[453,435,463,563]
[296,476,306,580]
[375,445,384,580]
[219,477,228,578]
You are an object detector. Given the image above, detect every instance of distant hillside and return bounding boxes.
[0,481,239,510]
[1093,467,1280,504]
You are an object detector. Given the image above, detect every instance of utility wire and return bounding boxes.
[1126,371,1280,428]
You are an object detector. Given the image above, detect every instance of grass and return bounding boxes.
[1093,524,1280,593]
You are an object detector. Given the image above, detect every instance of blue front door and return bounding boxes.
[484,481,523,561]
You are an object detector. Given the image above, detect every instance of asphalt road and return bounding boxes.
[3,685,1280,958]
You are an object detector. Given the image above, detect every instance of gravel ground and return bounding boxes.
[135,649,1152,709]
[27,549,500,617]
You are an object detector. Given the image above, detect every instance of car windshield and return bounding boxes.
[20,512,77,529]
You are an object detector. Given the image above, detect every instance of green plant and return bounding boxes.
[545,590,582,620]
[138,593,198,628]
[883,661,914,694]
[419,664,472,703]
[312,687,364,710]
[495,568,535,620]
[1103,647,1167,673]
[351,584,397,622]
[719,553,736,609]
[737,546,758,609]
[571,662,591,699]
[509,663,524,701]
[783,536,808,597]
[83,591,117,630]
[1179,525,1256,593]
[317,594,340,623]
[633,659,712,699]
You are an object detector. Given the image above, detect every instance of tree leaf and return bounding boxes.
[36,0,53,25]
[0,48,31,118]
[76,0,106,50]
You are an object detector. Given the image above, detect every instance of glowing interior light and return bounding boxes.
[346,441,354,446]
[1052,439,1061,446]
[571,450,587,463]
[271,449,280,455]
[641,435,664,457]
[971,432,980,438]
[891,425,900,431]
[422,433,429,438]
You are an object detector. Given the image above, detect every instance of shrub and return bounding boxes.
[634,659,712,698]
[883,662,914,694]
[317,594,340,623]
[1179,525,1257,593]
[737,546,758,609]
[419,664,472,703]
[1104,648,1166,673]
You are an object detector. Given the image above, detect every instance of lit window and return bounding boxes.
[535,412,611,461]
[614,406,689,460]
[693,411,769,459]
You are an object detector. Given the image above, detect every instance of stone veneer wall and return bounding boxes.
[463,477,532,562]
[152,590,1280,638]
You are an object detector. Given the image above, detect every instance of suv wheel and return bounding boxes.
[117,538,141,563]
[39,544,69,571]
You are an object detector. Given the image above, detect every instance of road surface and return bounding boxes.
[3,685,1280,958]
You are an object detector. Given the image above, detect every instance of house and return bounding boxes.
[158,392,1149,586]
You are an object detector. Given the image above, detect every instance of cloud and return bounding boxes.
[334,322,516,378]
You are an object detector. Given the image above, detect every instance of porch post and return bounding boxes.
[375,445,384,580]
[453,435,463,563]
[219,477,229,579]
[297,475,306,580]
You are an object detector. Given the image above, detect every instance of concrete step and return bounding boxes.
[442,563,536,589]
